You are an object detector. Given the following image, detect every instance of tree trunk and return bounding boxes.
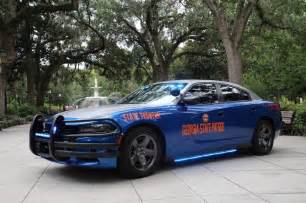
[0,30,15,116]
[0,31,6,116]
[223,43,243,84]
[24,19,37,104]
[36,92,45,108]
[0,62,6,116]
[36,76,51,108]
[215,18,243,85]
[152,63,169,82]
[0,0,17,116]
[35,65,56,107]
[25,54,37,104]
[36,82,47,108]
[150,28,169,82]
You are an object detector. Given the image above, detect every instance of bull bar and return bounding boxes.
[29,114,121,162]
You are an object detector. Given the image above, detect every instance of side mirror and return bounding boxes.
[170,88,181,97]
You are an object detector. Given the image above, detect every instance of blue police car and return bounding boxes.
[30,80,282,178]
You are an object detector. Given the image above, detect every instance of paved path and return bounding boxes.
[1,125,306,203]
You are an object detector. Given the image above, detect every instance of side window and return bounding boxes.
[220,85,250,102]
[185,83,218,105]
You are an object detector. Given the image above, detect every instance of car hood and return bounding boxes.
[58,104,149,120]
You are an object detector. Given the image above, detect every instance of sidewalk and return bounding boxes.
[1,125,306,203]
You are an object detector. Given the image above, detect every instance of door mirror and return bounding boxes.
[170,88,181,97]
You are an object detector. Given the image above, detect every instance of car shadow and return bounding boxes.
[47,166,123,184]
[46,150,275,183]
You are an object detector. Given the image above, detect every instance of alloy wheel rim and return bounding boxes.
[258,123,272,150]
[129,134,157,171]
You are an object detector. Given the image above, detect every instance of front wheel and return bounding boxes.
[118,127,162,178]
[252,120,274,155]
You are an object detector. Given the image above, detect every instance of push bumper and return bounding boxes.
[30,115,121,166]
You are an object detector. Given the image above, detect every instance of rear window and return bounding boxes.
[220,85,250,102]
[185,83,218,104]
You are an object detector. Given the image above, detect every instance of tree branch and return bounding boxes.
[69,13,105,48]
[203,0,218,16]
[173,50,223,60]
[8,0,79,27]
[121,18,154,63]
[232,0,258,48]
[166,26,207,63]
[203,0,231,46]
[255,3,291,30]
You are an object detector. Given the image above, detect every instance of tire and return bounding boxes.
[252,120,275,155]
[118,127,163,178]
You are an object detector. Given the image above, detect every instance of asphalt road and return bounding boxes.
[1,125,306,203]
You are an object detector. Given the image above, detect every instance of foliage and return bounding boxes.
[7,99,38,118]
[44,69,140,105]
[93,0,210,81]
[279,97,306,136]
[243,29,306,100]
[0,115,32,131]
[293,104,306,136]
[171,41,227,80]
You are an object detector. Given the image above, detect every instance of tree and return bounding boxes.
[172,40,227,80]
[242,0,306,99]
[98,0,208,81]
[203,0,258,84]
[0,0,79,115]
[20,6,106,107]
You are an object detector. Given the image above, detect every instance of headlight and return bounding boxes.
[64,120,120,136]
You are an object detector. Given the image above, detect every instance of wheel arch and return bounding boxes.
[253,117,276,145]
[122,122,167,160]
[256,116,275,132]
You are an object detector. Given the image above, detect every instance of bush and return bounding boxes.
[7,102,38,118]
[0,115,30,130]
[279,97,306,136]
[292,104,306,136]
[17,104,38,117]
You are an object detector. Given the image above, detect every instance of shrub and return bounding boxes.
[0,115,29,130]
[17,104,38,117]
[8,102,38,118]
[292,104,306,136]
[279,97,306,136]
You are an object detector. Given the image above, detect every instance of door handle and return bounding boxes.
[251,107,256,111]
[218,111,224,116]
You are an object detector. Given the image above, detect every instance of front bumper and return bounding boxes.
[30,115,121,167]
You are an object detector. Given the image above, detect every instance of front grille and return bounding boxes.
[62,125,80,135]
[31,115,120,161]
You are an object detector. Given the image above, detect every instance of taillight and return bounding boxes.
[267,103,280,111]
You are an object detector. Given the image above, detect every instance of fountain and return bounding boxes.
[91,77,102,97]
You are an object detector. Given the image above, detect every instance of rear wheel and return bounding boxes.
[118,127,162,178]
[252,120,274,155]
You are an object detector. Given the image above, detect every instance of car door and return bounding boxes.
[217,83,258,146]
[172,82,230,157]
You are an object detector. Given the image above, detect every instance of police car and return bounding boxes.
[30,80,282,178]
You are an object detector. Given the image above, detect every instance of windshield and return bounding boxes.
[118,83,187,104]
